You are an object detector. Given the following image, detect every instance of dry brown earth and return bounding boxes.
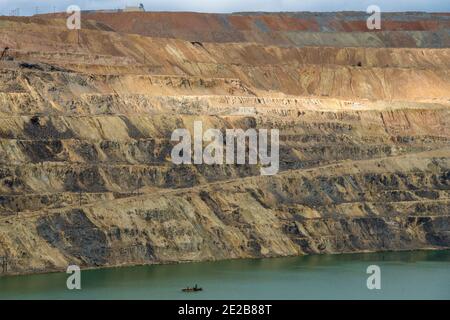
[0,12,448,275]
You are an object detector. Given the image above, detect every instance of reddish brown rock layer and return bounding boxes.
[31,11,450,48]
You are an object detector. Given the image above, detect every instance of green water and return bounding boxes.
[0,250,449,300]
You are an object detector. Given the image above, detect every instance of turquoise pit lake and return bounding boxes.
[0,250,449,300]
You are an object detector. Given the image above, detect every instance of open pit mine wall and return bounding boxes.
[1,18,450,101]
[0,13,449,275]
[37,11,450,48]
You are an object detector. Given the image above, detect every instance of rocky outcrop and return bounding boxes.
[0,150,448,274]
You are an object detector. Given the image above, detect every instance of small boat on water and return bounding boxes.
[182,284,203,292]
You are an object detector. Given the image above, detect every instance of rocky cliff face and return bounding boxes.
[0,12,449,275]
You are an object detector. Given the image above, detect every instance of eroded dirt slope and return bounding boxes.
[0,12,448,275]
[36,11,450,47]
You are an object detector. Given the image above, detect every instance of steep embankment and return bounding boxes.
[1,18,450,101]
[1,149,449,274]
[37,11,450,47]
[0,12,448,275]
